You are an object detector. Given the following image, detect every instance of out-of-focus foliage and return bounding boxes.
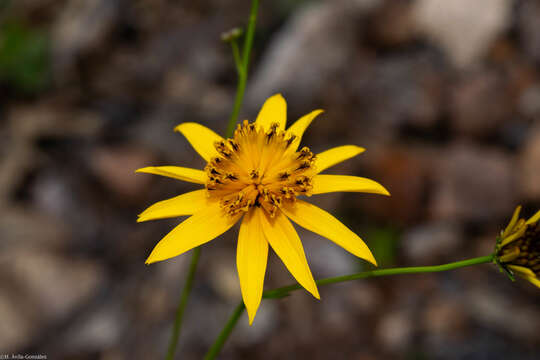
[0,21,50,93]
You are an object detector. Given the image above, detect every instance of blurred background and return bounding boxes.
[1,0,540,359]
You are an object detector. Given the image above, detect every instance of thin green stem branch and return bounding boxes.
[204,255,494,359]
[230,40,243,76]
[225,0,260,138]
[165,247,201,360]
[263,254,494,299]
[204,303,246,360]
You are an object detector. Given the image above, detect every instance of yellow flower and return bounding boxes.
[137,94,390,323]
[496,206,540,288]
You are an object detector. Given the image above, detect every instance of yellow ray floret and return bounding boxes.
[135,166,206,184]
[496,206,540,288]
[255,93,287,131]
[174,122,223,162]
[237,210,268,324]
[138,189,209,222]
[315,145,366,173]
[137,93,390,323]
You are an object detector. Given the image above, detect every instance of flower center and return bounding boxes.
[500,222,540,276]
[205,120,316,217]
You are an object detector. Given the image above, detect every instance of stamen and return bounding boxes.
[205,120,315,217]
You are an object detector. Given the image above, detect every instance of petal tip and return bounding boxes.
[135,167,151,173]
[173,122,191,133]
[380,186,391,196]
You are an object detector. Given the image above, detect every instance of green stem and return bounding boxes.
[204,255,494,359]
[230,40,243,76]
[204,303,245,360]
[264,254,494,299]
[225,0,260,138]
[165,246,201,360]
[164,1,260,357]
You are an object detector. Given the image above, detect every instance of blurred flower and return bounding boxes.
[496,206,540,288]
[137,94,389,323]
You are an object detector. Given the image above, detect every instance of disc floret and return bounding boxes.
[205,120,316,217]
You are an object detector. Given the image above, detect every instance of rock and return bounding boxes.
[413,0,513,68]
[450,70,511,137]
[0,293,37,351]
[4,250,104,322]
[422,297,467,336]
[352,53,444,133]
[52,0,119,80]
[57,301,125,353]
[376,310,413,352]
[517,1,540,63]
[247,0,381,108]
[90,145,156,200]
[0,207,69,251]
[430,142,517,222]
[362,147,430,225]
[300,230,359,277]
[402,221,462,264]
[367,0,416,47]
[9,104,102,140]
[519,125,540,200]
[518,85,540,119]
[465,288,540,341]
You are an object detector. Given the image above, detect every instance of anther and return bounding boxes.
[286,134,297,147]
[278,171,290,181]
[249,170,259,180]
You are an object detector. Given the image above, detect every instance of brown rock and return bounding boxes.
[430,142,517,222]
[450,70,511,137]
[90,145,156,200]
[519,125,540,200]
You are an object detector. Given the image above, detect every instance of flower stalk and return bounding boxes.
[164,1,259,359]
[226,0,260,137]
[165,247,201,360]
[204,255,495,360]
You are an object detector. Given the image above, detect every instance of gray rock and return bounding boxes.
[430,142,517,222]
[413,0,513,68]
[376,309,414,352]
[450,70,511,137]
[248,0,381,108]
[518,1,540,63]
[465,288,540,341]
[402,222,462,264]
[52,0,119,80]
[519,125,540,200]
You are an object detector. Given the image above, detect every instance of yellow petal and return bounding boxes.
[138,189,209,222]
[259,209,319,299]
[237,209,269,325]
[135,166,206,184]
[315,145,365,174]
[312,174,390,196]
[174,122,223,162]
[502,205,522,238]
[501,223,527,247]
[282,200,377,266]
[525,275,540,288]
[285,109,324,152]
[526,209,540,225]
[255,94,287,131]
[508,265,536,278]
[145,203,241,264]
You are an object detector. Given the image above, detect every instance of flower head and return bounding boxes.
[495,206,540,288]
[137,94,390,323]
